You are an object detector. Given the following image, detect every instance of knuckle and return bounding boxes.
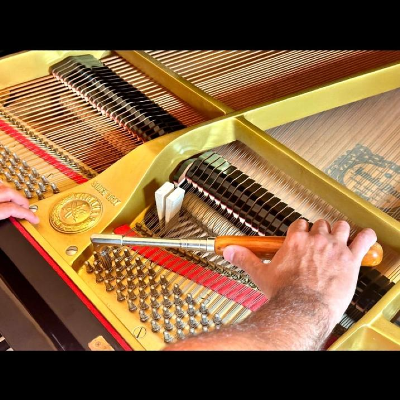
[334,220,349,228]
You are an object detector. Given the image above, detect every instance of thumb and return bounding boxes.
[223,245,271,294]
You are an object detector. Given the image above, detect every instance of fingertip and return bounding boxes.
[223,245,263,269]
[361,228,378,244]
[25,212,40,225]
[223,245,237,264]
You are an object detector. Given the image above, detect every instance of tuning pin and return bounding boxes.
[173,294,183,307]
[160,275,168,286]
[199,302,209,315]
[139,298,149,310]
[163,331,173,344]
[134,256,143,265]
[22,160,29,170]
[116,279,126,291]
[185,293,195,305]
[139,310,149,322]
[127,288,137,301]
[23,188,33,199]
[151,320,161,333]
[162,306,172,319]
[177,329,185,340]
[5,172,13,182]
[13,180,22,190]
[175,305,185,318]
[126,266,134,278]
[126,277,136,290]
[187,304,195,316]
[100,250,113,272]
[202,326,209,333]
[41,175,50,185]
[138,276,147,288]
[16,172,25,183]
[173,284,182,296]
[115,267,125,280]
[104,279,115,292]
[94,260,103,273]
[139,287,148,300]
[31,168,39,178]
[189,327,196,336]
[161,284,170,297]
[8,166,16,176]
[150,285,159,298]
[26,183,35,193]
[123,248,131,258]
[148,277,156,287]
[3,146,11,155]
[124,257,132,268]
[116,289,126,302]
[164,319,174,332]
[50,182,60,194]
[18,166,27,176]
[163,296,172,308]
[35,189,44,200]
[38,182,47,193]
[112,248,121,258]
[85,261,94,274]
[152,308,161,321]
[136,268,145,278]
[189,316,198,329]
[176,317,185,330]
[93,251,100,262]
[27,174,36,184]
[115,257,124,270]
[213,313,222,325]
[147,266,156,278]
[200,314,209,326]
[128,299,137,312]
[94,270,104,283]
[9,157,17,167]
[11,153,20,163]
[104,269,115,282]
[150,296,160,309]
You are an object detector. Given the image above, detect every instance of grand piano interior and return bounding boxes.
[0,50,399,350]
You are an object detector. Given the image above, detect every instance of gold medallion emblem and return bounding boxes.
[50,193,103,233]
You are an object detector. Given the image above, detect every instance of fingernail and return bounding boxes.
[223,246,235,263]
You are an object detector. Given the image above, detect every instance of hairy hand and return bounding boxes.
[0,182,39,224]
[223,219,377,331]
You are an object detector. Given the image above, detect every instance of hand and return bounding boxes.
[0,182,39,224]
[223,219,377,331]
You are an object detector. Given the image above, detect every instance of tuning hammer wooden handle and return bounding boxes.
[214,236,383,267]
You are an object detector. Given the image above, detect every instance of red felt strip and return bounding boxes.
[0,119,88,184]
